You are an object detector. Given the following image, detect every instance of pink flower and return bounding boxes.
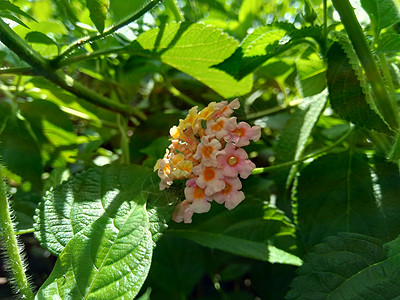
[193,137,224,166]
[229,122,261,147]
[193,164,225,195]
[172,200,193,223]
[206,117,237,139]
[156,158,173,190]
[184,179,211,213]
[213,177,245,210]
[214,98,241,119]
[217,142,256,179]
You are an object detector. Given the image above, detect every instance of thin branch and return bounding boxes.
[0,67,34,75]
[252,127,353,174]
[52,0,164,66]
[0,19,145,118]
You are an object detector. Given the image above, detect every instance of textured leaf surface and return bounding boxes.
[34,165,174,255]
[128,22,252,98]
[326,42,390,134]
[296,152,400,250]
[361,0,400,34]
[36,197,153,300]
[169,202,302,266]
[287,233,400,299]
[377,34,400,53]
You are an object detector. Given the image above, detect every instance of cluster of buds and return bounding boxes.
[154,99,261,223]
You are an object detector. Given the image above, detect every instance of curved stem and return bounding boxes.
[252,128,353,174]
[0,167,34,300]
[52,0,163,65]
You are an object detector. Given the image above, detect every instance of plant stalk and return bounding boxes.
[331,0,400,130]
[0,19,144,118]
[0,167,34,300]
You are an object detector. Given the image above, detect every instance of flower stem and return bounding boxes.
[331,0,400,130]
[252,127,353,174]
[0,167,34,300]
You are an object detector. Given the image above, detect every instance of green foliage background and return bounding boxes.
[0,0,400,299]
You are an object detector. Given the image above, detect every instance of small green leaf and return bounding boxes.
[296,151,400,250]
[86,0,109,33]
[361,0,400,35]
[25,31,57,46]
[287,233,400,299]
[128,22,252,98]
[326,42,391,134]
[36,196,153,299]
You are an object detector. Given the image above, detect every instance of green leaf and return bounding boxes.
[25,31,57,46]
[296,151,400,250]
[168,202,302,266]
[326,42,391,134]
[86,0,109,33]
[0,110,43,191]
[274,89,328,192]
[149,235,206,294]
[34,165,174,255]
[286,232,400,299]
[0,0,36,28]
[377,33,400,53]
[361,0,400,35]
[36,195,153,299]
[128,22,252,98]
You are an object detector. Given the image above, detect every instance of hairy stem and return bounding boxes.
[0,167,34,300]
[331,0,400,130]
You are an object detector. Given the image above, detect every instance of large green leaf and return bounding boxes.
[296,151,400,250]
[34,165,174,256]
[286,232,400,299]
[36,196,153,299]
[127,22,252,98]
[326,42,391,134]
[168,202,302,266]
[361,0,400,35]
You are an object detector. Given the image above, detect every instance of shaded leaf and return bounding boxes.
[377,33,400,53]
[361,0,400,35]
[326,42,391,134]
[0,111,43,191]
[127,22,252,98]
[25,31,57,46]
[86,0,109,33]
[296,151,400,250]
[287,232,400,299]
[168,202,301,266]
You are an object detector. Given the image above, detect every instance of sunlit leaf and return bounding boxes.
[127,22,252,98]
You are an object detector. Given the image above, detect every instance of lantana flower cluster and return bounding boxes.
[154,99,261,223]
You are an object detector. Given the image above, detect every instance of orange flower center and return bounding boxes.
[193,186,205,199]
[203,167,216,181]
[212,119,224,132]
[232,127,246,137]
[163,164,171,174]
[221,182,232,195]
[201,145,214,158]
[228,156,238,166]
